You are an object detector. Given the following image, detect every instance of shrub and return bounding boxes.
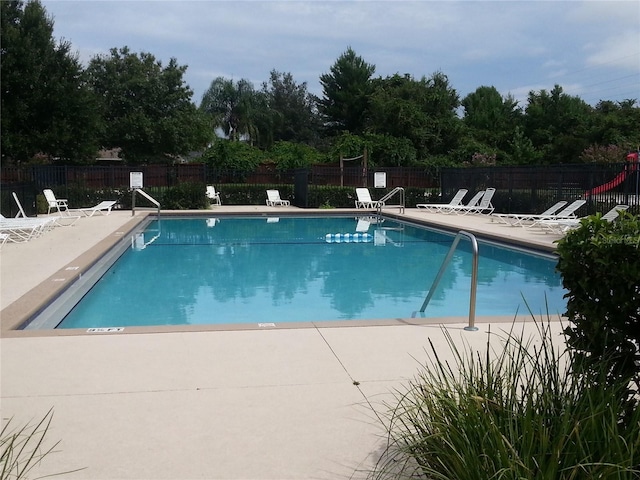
[369,323,640,480]
[268,141,323,171]
[556,212,640,407]
[201,139,263,180]
[160,182,208,210]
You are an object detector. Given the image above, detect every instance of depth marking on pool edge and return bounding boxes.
[87,327,125,333]
[258,323,276,328]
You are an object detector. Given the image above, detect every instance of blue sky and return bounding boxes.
[41,0,640,108]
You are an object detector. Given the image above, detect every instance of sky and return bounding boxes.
[40,0,640,109]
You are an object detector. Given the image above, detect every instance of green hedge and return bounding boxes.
[36,183,441,212]
[556,212,640,412]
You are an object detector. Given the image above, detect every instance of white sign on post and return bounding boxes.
[130,172,143,190]
[374,172,387,188]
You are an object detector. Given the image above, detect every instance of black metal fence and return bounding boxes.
[2,162,638,216]
[442,162,639,215]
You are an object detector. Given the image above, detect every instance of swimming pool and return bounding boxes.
[25,215,566,329]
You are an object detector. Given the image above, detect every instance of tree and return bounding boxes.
[367,72,461,160]
[268,141,323,171]
[524,85,592,164]
[200,77,269,146]
[589,99,640,150]
[462,86,522,152]
[86,47,211,163]
[201,138,263,179]
[262,70,320,147]
[1,0,100,163]
[319,47,375,135]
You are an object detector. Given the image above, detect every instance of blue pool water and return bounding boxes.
[54,216,566,329]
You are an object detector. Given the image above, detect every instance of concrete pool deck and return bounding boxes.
[1,206,566,479]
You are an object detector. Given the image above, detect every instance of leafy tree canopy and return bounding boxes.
[319,47,375,135]
[268,140,324,171]
[262,70,320,147]
[200,77,269,147]
[86,46,211,163]
[524,85,593,164]
[367,72,461,159]
[1,0,100,163]
[201,138,263,174]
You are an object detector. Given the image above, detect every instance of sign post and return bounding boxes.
[130,172,143,215]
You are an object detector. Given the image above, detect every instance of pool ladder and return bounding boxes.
[132,188,160,218]
[416,230,479,331]
[376,187,405,214]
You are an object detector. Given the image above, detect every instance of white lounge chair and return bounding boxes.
[537,204,629,234]
[525,200,587,229]
[266,190,290,206]
[440,188,496,215]
[0,214,57,242]
[416,189,468,212]
[436,190,484,214]
[355,188,382,209]
[206,185,221,205]
[491,200,568,226]
[11,192,28,218]
[75,201,117,217]
[43,189,69,215]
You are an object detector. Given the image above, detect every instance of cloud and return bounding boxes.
[40,0,640,106]
[585,32,640,70]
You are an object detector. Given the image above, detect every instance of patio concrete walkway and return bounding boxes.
[0,207,565,479]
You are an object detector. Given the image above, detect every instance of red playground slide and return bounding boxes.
[585,151,639,198]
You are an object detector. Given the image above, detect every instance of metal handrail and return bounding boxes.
[419,230,479,331]
[132,188,160,218]
[376,187,405,214]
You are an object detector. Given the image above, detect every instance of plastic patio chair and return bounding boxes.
[354,188,382,209]
[43,189,69,215]
[206,186,221,205]
[265,190,290,206]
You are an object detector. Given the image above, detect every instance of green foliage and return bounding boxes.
[218,184,293,206]
[365,134,417,167]
[160,182,208,210]
[200,77,270,146]
[330,132,367,161]
[86,47,211,163]
[367,72,461,160]
[319,47,375,135]
[268,141,323,171]
[201,139,264,178]
[462,86,521,152]
[1,0,101,163]
[524,85,592,164]
[370,323,640,480]
[556,212,640,404]
[591,100,640,148]
[508,125,542,165]
[307,186,354,208]
[261,70,320,147]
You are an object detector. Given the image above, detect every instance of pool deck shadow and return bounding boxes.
[0,206,566,479]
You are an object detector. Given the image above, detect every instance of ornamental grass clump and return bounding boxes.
[369,322,640,480]
[0,409,83,480]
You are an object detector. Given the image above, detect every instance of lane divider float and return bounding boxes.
[325,233,372,243]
